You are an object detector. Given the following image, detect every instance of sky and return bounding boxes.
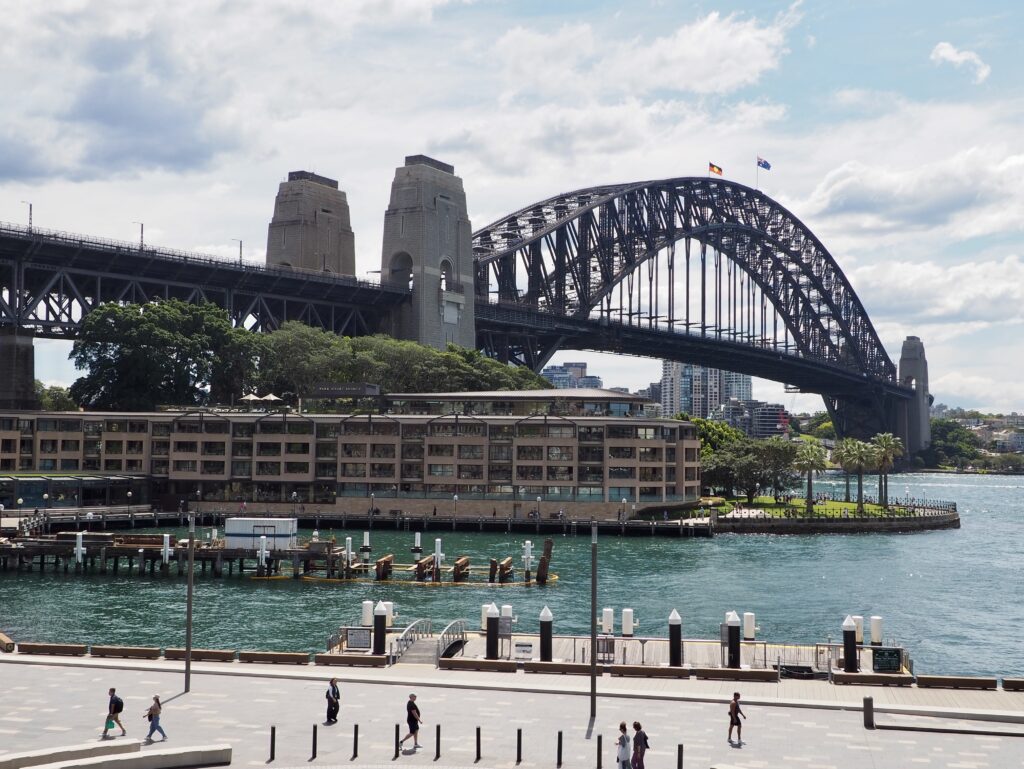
[2,0,1022,414]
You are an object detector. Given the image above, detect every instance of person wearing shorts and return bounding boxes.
[399,693,422,749]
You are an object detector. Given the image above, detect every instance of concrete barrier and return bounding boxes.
[164,648,236,662]
[29,745,231,769]
[523,660,595,675]
[313,653,386,667]
[1002,678,1024,691]
[0,740,141,769]
[439,657,517,672]
[238,651,311,665]
[90,646,162,660]
[832,671,914,686]
[692,667,778,682]
[915,675,998,690]
[608,665,691,678]
[15,643,88,656]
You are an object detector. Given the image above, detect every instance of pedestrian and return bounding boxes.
[102,687,126,738]
[143,695,167,742]
[727,691,746,744]
[398,693,422,750]
[631,721,649,769]
[615,721,631,769]
[325,678,340,724]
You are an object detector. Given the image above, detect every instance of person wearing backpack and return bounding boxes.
[615,721,631,769]
[102,688,126,738]
[631,721,649,769]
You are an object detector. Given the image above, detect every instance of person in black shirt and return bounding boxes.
[102,687,126,738]
[399,693,422,749]
[325,678,340,724]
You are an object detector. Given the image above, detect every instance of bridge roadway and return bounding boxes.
[0,654,1022,768]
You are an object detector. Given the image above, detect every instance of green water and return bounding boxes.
[1,473,1021,677]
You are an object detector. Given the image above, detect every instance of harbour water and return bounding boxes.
[1,473,1021,677]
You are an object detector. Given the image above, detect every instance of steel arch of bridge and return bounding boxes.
[472,177,898,390]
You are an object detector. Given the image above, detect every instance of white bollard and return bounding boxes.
[361,600,374,627]
[414,532,421,548]
[75,531,85,565]
[870,616,883,645]
[162,534,171,565]
[434,538,444,565]
[501,604,513,619]
[384,601,394,628]
[743,612,756,641]
[346,537,354,568]
[481,603,491,630]
[363,531,370,547]
[601,607,614,634]
[622,608,635,637]
[853,615,864,644]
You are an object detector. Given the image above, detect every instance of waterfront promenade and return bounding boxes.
[1,654,1022,768]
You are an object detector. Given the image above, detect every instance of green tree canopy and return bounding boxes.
[919,419,981,468]
[34,380,77,411]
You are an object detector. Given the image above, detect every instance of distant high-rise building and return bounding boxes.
[563,362,588,381]
[660,362,752,419]
[577,375,604,389]
[722,370,752,402]
[541,365,575,389]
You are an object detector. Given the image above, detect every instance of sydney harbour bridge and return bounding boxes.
[0,156,930,452]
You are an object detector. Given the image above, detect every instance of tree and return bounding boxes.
[70,300,242,410]
[845,439,878,513]
[871,433,905,507]
[34,380,77,411]
[919,419,981,468]
[831,437,859,502]
[757,437,799,500]
[793,441,828,515]
[683,417,746,456]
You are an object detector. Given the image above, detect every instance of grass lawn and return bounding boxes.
[641,495,907,519]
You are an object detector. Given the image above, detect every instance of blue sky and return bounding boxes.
[1,0,1021,412]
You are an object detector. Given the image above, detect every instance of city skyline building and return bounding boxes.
[659,362,752,419]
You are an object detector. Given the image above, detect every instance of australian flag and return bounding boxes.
[757,156,771,170]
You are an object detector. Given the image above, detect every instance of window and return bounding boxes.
[204,421,229,434]
[636,427,657,440]
[59,419,82,432]
[232,442,253,457]
[489,424,514,441]
[371,444,396,459]
[547,446,573,461]
[401,463,423,479]
[231,461,252,477]
[609,446,635,459]
[370,463,394,478]
[83,458,100,471]
[172,460,197,472]
[488,464,512,480]
[61,439,80,452]
[402,424,426,440]
[105,420,127,433]
[175,421,201,434]
[84,421,103,436]
[0,439,15,453]
[126,440,144,455]
[458,465,483,479]
[232,423,254,438]
[341,463,365,477]
[202,441,225,456]
[341,443,366,458]
[516,424,544,438]
[316,423,340,439]
[173,441,197,453]
[202,461,225,474]
[104,440,124,454]
[125,459,143,472]
[639,447,662,462]
[256,462,280,476]
[547,466,574,481]
[578,427,604,442]
[152,442,169,456]
[516,446,543,461]
[39,439,58,454]
[84,439,101,456]
[37,419,58,432]
[151,460,169,475]
[489,445,511,461]
[547,425,575,438]
[639,467,663,482]
[578,446,603,463]
[285,442,309,455]
[129,421,149,434]
[257,443,281,456]
[60,458,79,471]
[684,448,697,462]
[428,444,454,457]
[152,423,171,437]
[609,466,636,479]
[516,466,543,481]
[315,462,337,478]
[458,445,483,460]
[284,462,309,474]
[401,444,424,459]
[579,467,604,483]
[39,459,56,471]
[316,443,338,458]
[428,464,454,477]
[607,426,635,440]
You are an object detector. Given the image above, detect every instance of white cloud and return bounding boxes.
[930,41,991,84]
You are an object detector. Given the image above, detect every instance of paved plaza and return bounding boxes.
[0,657,1022,769]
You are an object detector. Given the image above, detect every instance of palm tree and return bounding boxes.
[793,441,829,516]
[871,433,905,508]
[846,440,878,513]
[831,437,859,502]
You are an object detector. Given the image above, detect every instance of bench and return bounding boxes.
[0,740,140,769]
[439,657,517,672]
[238,651,311,665]
[164,648,236,662]
[15,643,88,656]
[523,660,595,675]
[0,632,14,653]
[30,744,231,769]
[314,653,387,667]
[832,671,914,686]
[90,646,162,660]
[1003,678,1024,691]
[692,667,778,682]
[609,665,691,678]
[915,674,998,690]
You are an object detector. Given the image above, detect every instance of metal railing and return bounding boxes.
[391,618,433,663]
[435,619,468,665]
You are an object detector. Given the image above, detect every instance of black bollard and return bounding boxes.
[352,724,359,759]
[540,606,553,662]
[394,723,400,758]
[475,726,481,763]
[485,605,499,660]
[668,609,682,667]
[557,730,563,768]
[597,734,603,769]
[863,696,875,729]
[516,728,522,764]
[726,612,741,668]
[373,602,387,656]
[311,724,317,760]
[270,726,276,762]
[843,616,859,673]
[435,724,441,761]
[677,743,684,769]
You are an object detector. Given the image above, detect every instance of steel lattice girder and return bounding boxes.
[472,177,896,385]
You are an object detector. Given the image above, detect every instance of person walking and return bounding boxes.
[615,721,631,769]
[325,678,340,724]
[631,721,649,769]
[727,691,746,744]
[102,688,126,738]
[399,693,422,750]
[143,696,167,742]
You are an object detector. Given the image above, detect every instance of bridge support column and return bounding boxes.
[899,336,931,455]
[0,328,40,410]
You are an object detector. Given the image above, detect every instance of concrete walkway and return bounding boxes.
[1,655,1022,768]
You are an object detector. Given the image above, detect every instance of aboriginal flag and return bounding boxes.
[709,162,723,176]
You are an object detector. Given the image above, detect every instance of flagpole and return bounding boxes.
[755,155,759,190]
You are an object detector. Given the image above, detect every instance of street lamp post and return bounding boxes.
[453,494,459,517]
[537,495,542,519]
[126,490,132,512]
[369,492,375,518]
[231,238,242,266]
[620,497,627,523]
[21,201,32,230]
[42,493,49,509]
[184,513,196,692]
[132,221,144,249]
[590,523,598,718]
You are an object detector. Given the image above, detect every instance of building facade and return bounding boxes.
[0,390,700,518]
[660,362,752,419]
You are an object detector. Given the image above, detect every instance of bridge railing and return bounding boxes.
[435,619,468,665]
[390,618,433,664]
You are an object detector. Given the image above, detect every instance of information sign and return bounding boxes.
[871,647,903,673]
[346,628,371,650]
